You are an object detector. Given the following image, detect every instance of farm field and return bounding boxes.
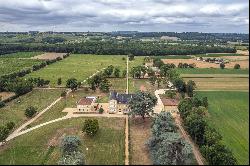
[0,117,125,165]
[162,58,249,69]
[183,77,249,91]
[177,68,249,74]
[196,91,249,165]
[31,53,67,60]
[0,58,42,76]
[25,54,144,86]
[129,117,152,165]
[0,52,43,58]
[0,89,62,127]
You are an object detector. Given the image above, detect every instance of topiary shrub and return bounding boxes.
[234,64,240,69]
[98,107,104,114]
[61,135,81,155]
[82,119,99,137]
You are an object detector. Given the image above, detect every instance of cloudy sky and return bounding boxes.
[0,0,248,33]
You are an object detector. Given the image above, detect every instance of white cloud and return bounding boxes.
[0,0,248,32]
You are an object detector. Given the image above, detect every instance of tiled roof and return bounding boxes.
[110,91,135,104]
[77,98,94,105]
[161,98,179,106]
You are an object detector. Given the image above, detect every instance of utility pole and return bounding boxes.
[126,55,129,94]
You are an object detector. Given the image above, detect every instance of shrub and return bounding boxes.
[220,63,225,69]
[82,119,99,137]
[25,106,37,118]
[57,78,62,85]
[98,107,104,114]
[58,151,85,165]
[6,122,15,130]
[61,90,67,97]
[0,101,5,108]
[0,126,9,142]
[234,64,240,69]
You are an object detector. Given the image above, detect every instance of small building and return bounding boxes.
[77,97,96,112]
[109,91,135,114]
[161,98,179,113]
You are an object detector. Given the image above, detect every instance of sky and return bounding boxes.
[0,0,249,33]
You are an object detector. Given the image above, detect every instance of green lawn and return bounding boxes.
[25,54,144,86]
[0,58,42,76]
[0,52,43,58]
[0,117,125,165]
[196,91,249,165]
[177,68,249,75]
[0,89,62,127]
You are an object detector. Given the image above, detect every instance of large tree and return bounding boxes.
[186,80,196,97]
[66,78,78,92]
[128,91,157,120]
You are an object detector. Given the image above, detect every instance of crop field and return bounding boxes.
[193,53,242,57]
[177,68,249,74]
[25,54,144,86]
[0,52,43,58]
[0,58,42,76]
[31,53,67,60]
[0,117,125,165]
[184,77,249,91]
[196,91,249,165]
[0,89,62,127]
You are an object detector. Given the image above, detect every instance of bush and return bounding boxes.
[220,63,225,69]
[98,107,104,114]
[57,78,62,85]
[61,90,67,97]
[0,101,5,108]
[234,64,240,69]
[6,122,15,130]
[58,151,85,165]
[82,119,99,137]
[25,106,37,118]
[0,126,9,142]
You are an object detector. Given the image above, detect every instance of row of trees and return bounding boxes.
[0,41,236,56]
[178,96,237,165]
[147,112,193,165]
[0,122,15,142]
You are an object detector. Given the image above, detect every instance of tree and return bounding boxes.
[99,79,111,92]
[6,122,15,131]
[0,126,9,142]
[204,126,222,146]
[103,65,114,77]
[57,78,62,85]
[156,77,162,88]
[61,135,81,155]
[0,101,5,108]
[122,70,127,78]
[149,75,157,86]
[82,119,99,137]
[25,106,37,118]
[165,90,176,99]
[58,151,85,165]
[66,78,78,92]
[186,80,196,97]
[113,67,120,78]
[178,98,193,119]
[61,90,67,97]
[128,54,134,61]
[128,91,157,120]
[202,97,208,108]
[173,78,186,93]
[234,64,240,69]
[220,63,225,69]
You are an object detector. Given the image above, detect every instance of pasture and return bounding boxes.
[0,58,42,76]
[0,117,125,165]
[0,89,62,127]
[196,91,249,165]
[25,54,144,86]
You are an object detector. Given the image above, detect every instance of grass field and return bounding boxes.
[0,89,62,127]
[177,68,249,74]
[0,52,43,58]
[183,77,249,91]
[0,117,125,165]
[129,117,152,165]
[196,91,249,165]
[156,55,192,59]
[0,58,42,76]
[25,54,144,86]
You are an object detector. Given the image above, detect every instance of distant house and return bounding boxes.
[77,97,97,112]
[109,91,135,114]
[160,97,179,113]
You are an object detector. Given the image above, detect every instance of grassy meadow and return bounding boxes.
[25,54,144,86]
[0,89,62,127]
[197,91,249,165]
[0,117,125,165]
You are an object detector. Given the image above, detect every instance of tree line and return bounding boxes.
[0,41,236,56]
